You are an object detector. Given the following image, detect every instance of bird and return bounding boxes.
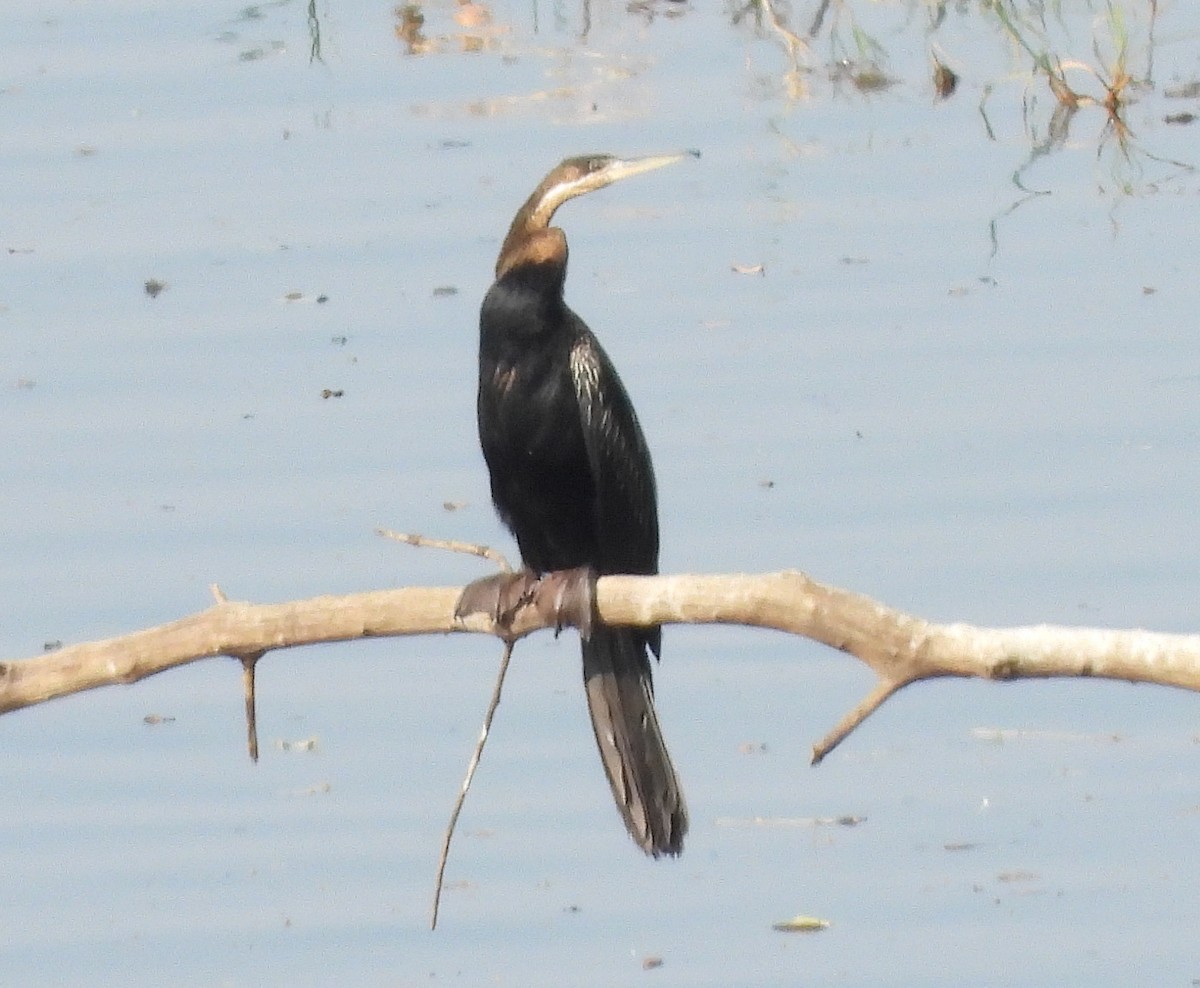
[475,153,690,856]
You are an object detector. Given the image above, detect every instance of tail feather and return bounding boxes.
[582,624,687,856]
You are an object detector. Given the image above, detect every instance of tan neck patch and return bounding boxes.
[496,227,567,279]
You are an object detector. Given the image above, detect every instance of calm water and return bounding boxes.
[3,0,1200,984]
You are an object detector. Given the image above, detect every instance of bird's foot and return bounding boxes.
[455,570,539,630]
[454,567,594,639]
[537,566,595,641]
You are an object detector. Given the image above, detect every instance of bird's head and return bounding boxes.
[496,151,698,279]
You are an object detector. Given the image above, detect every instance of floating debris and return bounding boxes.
[971,727,1121,744]
[716,815,865,828]
[276,737,319,753]
[282,782,332,797]
[997,869,1039,884]
[933,59,958,99]
[772,915,830,933]
[1164,81,1200,99]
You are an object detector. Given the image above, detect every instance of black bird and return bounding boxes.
[475,154,689,856]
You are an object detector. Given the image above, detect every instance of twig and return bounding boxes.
[376,528,512,572]
[810,677,909,765]
[240,653,264,762]
[431,639,515,930]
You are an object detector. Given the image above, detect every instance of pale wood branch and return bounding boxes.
[4,571,1199,758]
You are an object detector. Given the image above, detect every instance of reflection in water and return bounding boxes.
[395,3,429,53]
[623,0,691,27]
[393,0,506,55]
[730,0,808,99]
[307,0,323,63]
[731,0,1196,245]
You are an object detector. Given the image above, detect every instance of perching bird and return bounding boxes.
[475,154,690,856]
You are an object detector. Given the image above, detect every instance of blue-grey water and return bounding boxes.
[3,0,1200,984]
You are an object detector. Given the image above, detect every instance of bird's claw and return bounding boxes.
[454,567,595,639]
[537,566,595,641]
[454,570,539,629]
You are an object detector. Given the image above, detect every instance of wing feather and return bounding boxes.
[568,334,659,580]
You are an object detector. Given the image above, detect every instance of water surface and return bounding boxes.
[3,0,1200,984]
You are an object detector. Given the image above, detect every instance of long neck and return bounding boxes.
[495,179,576,279]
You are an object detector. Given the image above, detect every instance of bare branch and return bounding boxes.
[595,572,1200,693]
[4,570,1200,758]
[0,586,464,714]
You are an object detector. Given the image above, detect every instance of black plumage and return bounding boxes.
[476,154,688,856]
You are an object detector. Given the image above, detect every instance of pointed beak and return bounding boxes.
[604,150,698,184]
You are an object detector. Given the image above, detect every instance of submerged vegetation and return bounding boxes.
[285,0,1196,195]
[730,0,1194,194]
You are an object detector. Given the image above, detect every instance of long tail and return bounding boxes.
[582,624,687,856]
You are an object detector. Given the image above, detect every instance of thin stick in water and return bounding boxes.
[430,639,515,930]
